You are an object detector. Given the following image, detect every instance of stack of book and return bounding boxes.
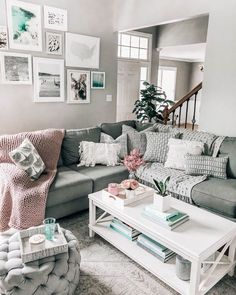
[110,218,140,241]
[137,234,175,263]
[142,204,189,230]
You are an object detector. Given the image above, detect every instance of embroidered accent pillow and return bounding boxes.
[185,155,228,179]
[122,125,155,155]
[9,138,45,180]
[100,132,128,159]
[165,138,205,170]
[78,141,120,167]
[143,131,181,163]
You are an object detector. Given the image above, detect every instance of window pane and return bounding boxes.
[161,69,176,100]
[140,37,148,49]
[157,69,162,87]
[118,45,121,57]
[139,49,148,60]
[140,67,147,81]
[130,47,139,59]
[131,35,139,47]
[121,46,130,58]
[121,34,130,46]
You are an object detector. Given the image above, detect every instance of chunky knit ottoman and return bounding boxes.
[0,229,81,295]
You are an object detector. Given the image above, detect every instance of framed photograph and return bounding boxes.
[46,32,63,55]
[67,69,90,104]
[0,52,32,85]
[91,71,105,89]
[0,26,8,50]
[66,33,100,68]
[6,0,42,51]
[44,6,67,31]
[33,57,64,102]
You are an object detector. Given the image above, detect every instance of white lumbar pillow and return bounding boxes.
[78,141,120,167]
[165,138,204,170]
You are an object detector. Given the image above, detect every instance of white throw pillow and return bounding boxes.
[100,132,128,159]
[164,138,204,170]
[78,141,120,167]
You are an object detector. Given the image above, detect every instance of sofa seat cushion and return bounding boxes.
[69,165,129,192]
[47,166,93,208]
[192,178,236,218]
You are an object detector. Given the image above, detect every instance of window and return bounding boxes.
[158,66,177,100]
[118,32,151,61]
[140,66,148,91]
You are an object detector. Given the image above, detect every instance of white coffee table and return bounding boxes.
[88,191,236,295]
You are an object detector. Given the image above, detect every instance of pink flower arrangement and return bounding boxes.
[121,179,139,190]
[123,149,145,172]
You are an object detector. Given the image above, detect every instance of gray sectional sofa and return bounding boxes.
[45,120,236,222]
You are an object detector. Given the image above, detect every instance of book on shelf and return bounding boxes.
[144,205,179,221]
[110,218,140,241]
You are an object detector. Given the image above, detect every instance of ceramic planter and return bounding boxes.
[153,192,171,212]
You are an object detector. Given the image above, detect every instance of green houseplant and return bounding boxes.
[153,176,171,212]
[133,82,174,123]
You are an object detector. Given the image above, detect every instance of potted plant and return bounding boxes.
[153,176,171,212]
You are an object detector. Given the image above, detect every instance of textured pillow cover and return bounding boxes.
[100,132,128,159]
[143,131,181,163]
[185,155,228,179]
[122,125,155,155]
[79,141,120,167]
[165,138,205,170]
[9,138,45,180]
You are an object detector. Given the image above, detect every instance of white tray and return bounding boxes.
[19,223,68,263]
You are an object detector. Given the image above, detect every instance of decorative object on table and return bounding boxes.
[9,138,45,180]
[6,0,42,51]
[45,31,63,55]
[65,32,100,68]
[91,71,105,89]
[123,148,145,179]
[108,183,119,196]
[29,234,45,251]
[67,69,90,104]
[137,234,175,263]
[0,26,8,50]
[110,217,140,241]
[153,176,171,212]
[0,52,32,85]
[33,57,64,102]
[121,179,139,199]
[133,81,174,123]
[18,223,68,263]
[175,255,191,281]
[43,217,56,240]
[44,6,68,31]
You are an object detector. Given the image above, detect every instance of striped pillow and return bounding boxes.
[185,155,228,179]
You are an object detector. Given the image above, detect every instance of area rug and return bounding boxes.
[59,210,236,295]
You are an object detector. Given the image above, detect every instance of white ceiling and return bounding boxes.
[159,43,206,62]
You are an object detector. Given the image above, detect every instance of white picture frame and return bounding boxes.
[91,71,105,89]
[33,57,64,102]
[6,0,42,52]
[65,33,100,68]
[0,26,8,50]
[44,6,67,31]
[0,52,32,85]
[67,69,90,104]
[45,32,63,55]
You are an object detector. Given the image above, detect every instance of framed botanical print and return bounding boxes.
[0,26,8,50]
[33,57,64,102]
[91,71,105,89]
[67,69,90,104]
[44,6,68,31]
[6,0,42,51]
[0,52,32,85]
[45,32,63,55]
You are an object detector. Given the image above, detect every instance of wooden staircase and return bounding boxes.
[163,82,202,130]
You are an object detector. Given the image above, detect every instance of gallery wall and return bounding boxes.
[0,0,116,134]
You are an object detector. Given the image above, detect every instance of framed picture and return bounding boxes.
[33,57,64,102]
[45,32,63,55]
[0,26,8,50]
[6,0,42,51]
[0,52,32,85]
[66,33,100,68]
[67,69,90,104]
[44,6,67,31]
[91,71,105,89]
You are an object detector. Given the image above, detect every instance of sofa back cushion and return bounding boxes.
[99,120,135,139]
[62,127,101,166]
[219,137,236,178]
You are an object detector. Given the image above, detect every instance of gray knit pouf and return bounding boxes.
[0,229,81,295]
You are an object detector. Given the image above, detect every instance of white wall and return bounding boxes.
[114,0,236,136]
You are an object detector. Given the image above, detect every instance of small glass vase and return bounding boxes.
[128,171,136,179]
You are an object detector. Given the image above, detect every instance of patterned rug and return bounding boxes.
[59,210,236,295]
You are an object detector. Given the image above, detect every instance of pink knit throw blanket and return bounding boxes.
[0,129,65,231]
